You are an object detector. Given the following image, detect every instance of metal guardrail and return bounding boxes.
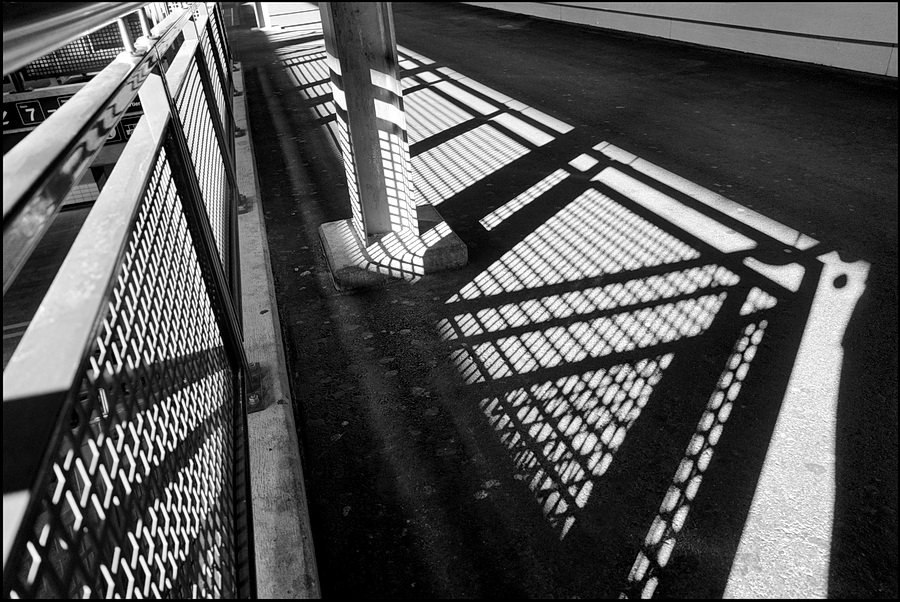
[3,2,254,598]
[2,2,149,76]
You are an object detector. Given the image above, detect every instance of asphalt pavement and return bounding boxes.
[227,2,897,598]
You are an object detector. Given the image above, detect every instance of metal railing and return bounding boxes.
[3,2,254,598]
[2,3,149,76]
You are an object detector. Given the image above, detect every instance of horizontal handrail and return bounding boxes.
[1,6,193,294]
[3,3,254,595]
[2,2,150,76]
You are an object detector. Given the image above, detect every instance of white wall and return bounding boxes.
[463,2,898,77]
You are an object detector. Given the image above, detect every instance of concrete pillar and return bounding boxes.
[319,2,416,243]
[253,2,271,28]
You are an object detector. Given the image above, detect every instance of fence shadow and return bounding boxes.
[233,6,878,598]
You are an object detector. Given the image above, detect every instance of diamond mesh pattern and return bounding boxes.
[200,29,228,131]
[176,56,229,268]
[5,147,239,599]
[624,319,769,599]
[479,355,674,538]
[24,15,143,79]
[208,10,231,92]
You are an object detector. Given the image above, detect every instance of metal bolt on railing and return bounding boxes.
[238,193,253,213]
[247,362,265,413]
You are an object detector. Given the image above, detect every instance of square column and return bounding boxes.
[316,2,467,289]
[320,2,416,243]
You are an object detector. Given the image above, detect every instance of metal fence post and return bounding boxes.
[253,2,271,28]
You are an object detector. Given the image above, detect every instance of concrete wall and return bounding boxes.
[463,2,898,77]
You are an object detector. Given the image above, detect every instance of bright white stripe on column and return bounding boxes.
[325,52,341,76]
[370,68,402,96]
[374,98,407,129]
[331,86,347,111]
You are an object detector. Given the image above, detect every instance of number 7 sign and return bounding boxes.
[16,101,45,126]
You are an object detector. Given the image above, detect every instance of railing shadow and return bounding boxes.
[234,5,876,598]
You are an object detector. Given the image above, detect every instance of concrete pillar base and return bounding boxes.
[318,204,468,291]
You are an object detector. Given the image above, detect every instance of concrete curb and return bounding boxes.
[233,60,321,598]
[318,220,396,291]
[318,206,468,291]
